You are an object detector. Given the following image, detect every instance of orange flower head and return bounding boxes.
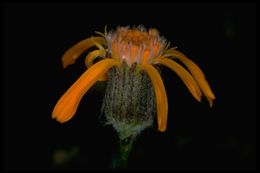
[106,26,167,66]
[52,25,216,135]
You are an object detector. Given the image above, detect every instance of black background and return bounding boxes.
[4,2,256,171]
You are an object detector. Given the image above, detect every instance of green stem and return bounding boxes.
[113,137,134,169]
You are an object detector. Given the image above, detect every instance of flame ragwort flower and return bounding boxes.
[52,26,215,133]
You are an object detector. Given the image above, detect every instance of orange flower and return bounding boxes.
[52,26,215,132]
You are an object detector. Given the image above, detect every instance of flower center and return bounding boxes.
[106,26,167,66]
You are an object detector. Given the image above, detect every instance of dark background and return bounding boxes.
[4,2,256,171]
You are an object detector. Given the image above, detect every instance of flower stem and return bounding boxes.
[113,136,134,169]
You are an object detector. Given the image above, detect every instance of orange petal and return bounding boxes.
[84,50,107,81]
[61,36,105,68]
[111,41,120,60]
[97,73,108,81]
[141,49,151,65]
[141,64,168,132]
[166,49,215,107]
[52,59,119,123]
[154,58,202,102]
[85,49,106,68]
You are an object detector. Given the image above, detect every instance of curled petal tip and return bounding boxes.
[158,126,167,132]
[62,60,68,68]
[57,118,68,123]
[61,59,74,69]
[62,64,67,69]
[205,91,215,108]
[208,97,215,108]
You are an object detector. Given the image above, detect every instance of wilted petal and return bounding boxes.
[61,37,106,68]
[166,49,215,107]
[85,49,106,68]
[154,58,202,102]
[141,64,168,132]
[84,50,108,81]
